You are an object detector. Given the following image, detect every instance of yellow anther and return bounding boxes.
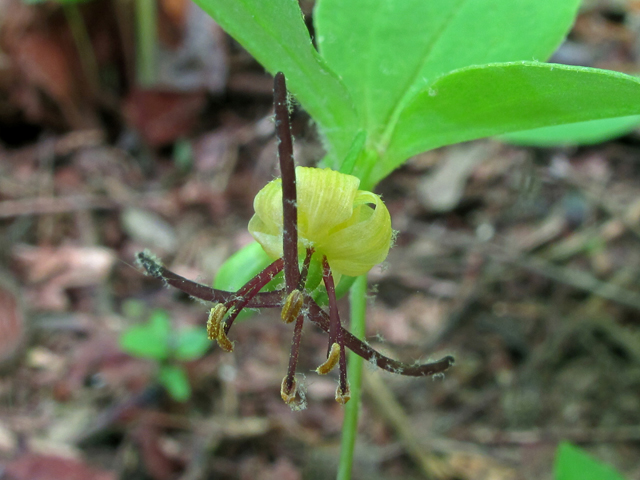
[281,289,304,324]
[216,328,234,353]
[335,382,351,405]
[206,304,233,352]
[316,342,340,375]
[280,376,298,404]
[206,304,227,340]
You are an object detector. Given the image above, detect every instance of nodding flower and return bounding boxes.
[249,166,393,278]
[136,72,454,410]
[246,166,393,405]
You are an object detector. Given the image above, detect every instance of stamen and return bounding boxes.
[282,313,305,405]
[281,289,304,324]
[138,256,455,378]
[234,258,284,299]
[297,248,314,291]
[322,257,339,347]
[316,342,340,375]
[222,258,284,334]
[216,320,234,353]
[206,304,227,340]
[280,375,298,404]
[304,296,455,377]
[335,382,351,405]
[137,250,284,308]
[322,256,349,403]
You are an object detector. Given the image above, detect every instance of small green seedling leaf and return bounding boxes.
[119,309,171,360]
[380,63,640,188]
[174,327,210,361]
[500,115,640,146]
[554,442,626,480]
[159,365,191,402]
[192,0,358,163]
[148,309,171,337]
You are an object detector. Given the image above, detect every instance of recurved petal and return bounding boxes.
[296,167,360,243]
[253,178,284,232]
[248,214,283,260]
[322,191,392,277]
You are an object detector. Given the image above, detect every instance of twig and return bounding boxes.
[513,254,640,311]
[0,193,172,219]
[0,195,118,218]
[456,425,640,446]
[362,370,453,479]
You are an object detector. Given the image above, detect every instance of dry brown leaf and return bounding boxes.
[156,2,227,93]
[12,245,115,310]
[14,245,115,287]
[12,31,73,103]
[54,332,153,401]
[123,89,206,146]
[160,0,189,28]
[447,451,517,480]
[4,453,115,480]
[131,424,183,480]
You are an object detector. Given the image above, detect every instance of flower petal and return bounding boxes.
[322,191,392,277]
[249,167,391,276]
[253,177,284,232]
[247,214,282,260]
[295,167,360,245]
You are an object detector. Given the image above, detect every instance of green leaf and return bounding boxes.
[314,0,579,158]
[192,0,358,163]
[312,275,357,306]
[159,365,191,402]
[378,62,640,187]
[174,328,210,361]
[214,242,283,321]
[500,115,640,146]
[120,327,169,360]
[214,241,275,292]
[119,309,171,360]
[148,309,171,337]
[554,442,626,480]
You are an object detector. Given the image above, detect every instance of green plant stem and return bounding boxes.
[337,274,367,480]
[135,0,158,86]
[63,4,101,96]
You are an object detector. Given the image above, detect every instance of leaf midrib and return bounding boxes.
[374,0,469,155]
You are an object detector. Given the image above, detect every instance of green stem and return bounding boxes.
[63,4,101,96]
[135,0,158,86]
[337,274,367,480]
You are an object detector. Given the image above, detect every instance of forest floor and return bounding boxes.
[1,0,640,479]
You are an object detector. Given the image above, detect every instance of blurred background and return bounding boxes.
[1,0,640,478]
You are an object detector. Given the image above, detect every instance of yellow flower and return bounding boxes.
[248,167,392,277]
